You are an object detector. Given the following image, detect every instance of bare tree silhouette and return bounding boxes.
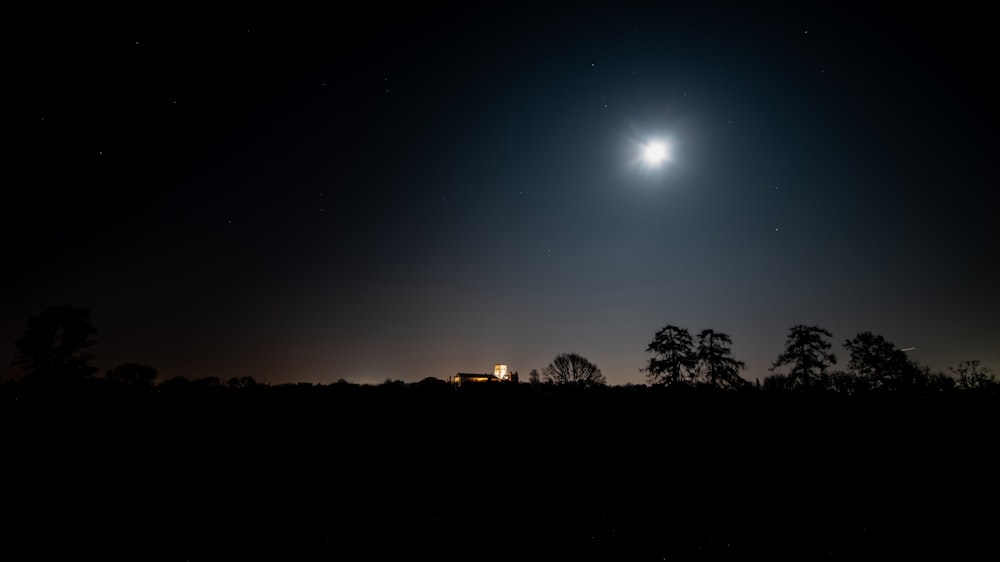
[950,360,997,390]
[542,352,605,387]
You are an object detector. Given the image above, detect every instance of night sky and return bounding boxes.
[6,3,998,386]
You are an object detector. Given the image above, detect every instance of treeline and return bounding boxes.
[639,323,997,394]
[4,305,998,399]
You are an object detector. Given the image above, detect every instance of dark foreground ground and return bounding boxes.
[4,384,998,560]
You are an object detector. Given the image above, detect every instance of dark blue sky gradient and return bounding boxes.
[6,3,997,384]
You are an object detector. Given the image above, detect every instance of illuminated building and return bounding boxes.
[450,364,518,386]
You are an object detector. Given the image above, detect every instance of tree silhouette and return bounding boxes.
[923,366,956,392]
[643,324,697,386]
[226,376,259,390]
[12,304,99,385]
[542,352,605,387]
[193,376,225,391]
[769,324,836,388]
[694,329,747,389]
[843,332,912,391]
[528,369,541,384]
[824,369,862,394]
[106,362,158,387]
[950,360,997,390]
[156,375,193,396]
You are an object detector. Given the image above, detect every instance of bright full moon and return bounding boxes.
[643,140,671,166]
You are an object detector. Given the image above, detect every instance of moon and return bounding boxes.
[642,140,671,167]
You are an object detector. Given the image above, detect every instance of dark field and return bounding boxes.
[4,384,997,560]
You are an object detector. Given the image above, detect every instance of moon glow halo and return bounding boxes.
[643,140,670,166]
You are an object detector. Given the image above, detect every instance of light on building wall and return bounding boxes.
[494,364,509,380]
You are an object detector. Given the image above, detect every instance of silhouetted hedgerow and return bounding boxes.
[4,372,997,560]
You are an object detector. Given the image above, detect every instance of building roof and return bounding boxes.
[453,373,498,379]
